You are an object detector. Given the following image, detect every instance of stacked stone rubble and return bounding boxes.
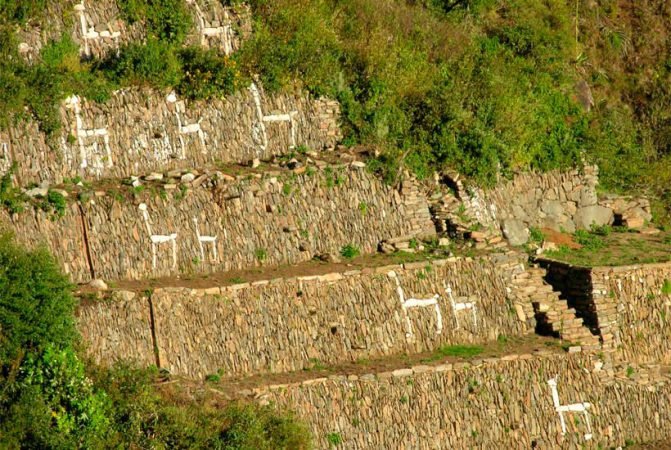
[542,259,671,360]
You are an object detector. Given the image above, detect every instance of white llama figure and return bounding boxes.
[388,271,442,339]
[187,0,234,54]
[249,82,299,153]
[64,94,113,174]
[138,203,178,270]
[166,92,206,157]
[547,376,593,441]
[75,1,121,58]
[445,283,478,330]
[192,217,217,262]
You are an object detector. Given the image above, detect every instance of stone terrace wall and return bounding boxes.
[543,260,671,363]
[7,86,340,185]
[262,353,671,449]
[77,291,155,368]
[78,254,532,378]
[452,165,608,245]
[16,0,250,62]
[6,165,433,283]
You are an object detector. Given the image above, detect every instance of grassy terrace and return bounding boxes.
[537,226,671,268]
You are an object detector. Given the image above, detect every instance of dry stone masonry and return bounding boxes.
[543,259,671,363]
[79,254,536,378]
[16,0,250,62]
[259,353,671,449]
[433,165,619,246]
[7,164,433,283]
[8,86,340,185]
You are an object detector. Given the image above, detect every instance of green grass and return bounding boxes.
[422,344,484,363]
[340,244,360,259]
[544,229,671,267]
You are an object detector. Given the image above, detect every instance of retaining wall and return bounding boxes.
[451,166,603,244]
[78,254,532,379]
[6,165,433,283]
[261,353,671,449]
[5,86,340,185]
[77,291,155,367]
[16,0,251,61]
[543,260,671,364]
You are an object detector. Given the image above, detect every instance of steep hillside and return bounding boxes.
[2,1,671,208]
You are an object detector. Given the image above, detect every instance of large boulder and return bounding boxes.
[574,205,614,230]
[501,219,529,246]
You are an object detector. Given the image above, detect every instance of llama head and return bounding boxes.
[138,203,148,212]
[166,91,177,104]
[387,270,397,279]
[64,95,80,108]
[547,376,558,387]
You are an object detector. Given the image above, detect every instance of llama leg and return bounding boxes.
[212,242,218,262]
[289,116,296,149]
[403,306,414,339]
[583,411,593,439]
[178,135,186,159]
[152,243,157,270]
[472,305,478,329]
[104,134,112,168]
[434,303,443,335]
[558,411,567,436]
[198,128,206,153]
[171,240,177,269]
[198,240,205,262]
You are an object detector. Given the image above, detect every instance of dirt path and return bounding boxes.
[76,243,503,294]
[153,335,563,403]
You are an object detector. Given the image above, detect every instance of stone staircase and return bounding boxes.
[511,266,600,350]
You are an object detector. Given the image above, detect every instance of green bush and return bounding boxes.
[340,244,360,259]
[3,346,111,447]
[100,39,181,89]
[220,403,312,450]
[574,229,605,251]
[0,234,76,367]
[118,0,192,45]
[178,47,240,100]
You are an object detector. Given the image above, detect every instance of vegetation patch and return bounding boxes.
[0,235,311,448]
[544,228,671,267]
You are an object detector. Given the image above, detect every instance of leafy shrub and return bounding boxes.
[0,0,52,25]
[662,279,671,296]
[118,0,192,45]
[0,234,76,366]
[340,244,360,259]
[574,229,605,251]
[177,47,239,100]
[529,227,545,244]
[255,248,268,261]
[0,164,26,214]
[100,39,181,88]
[4,346,111,446]
[327,431,343,446]
[220,403,312,449]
